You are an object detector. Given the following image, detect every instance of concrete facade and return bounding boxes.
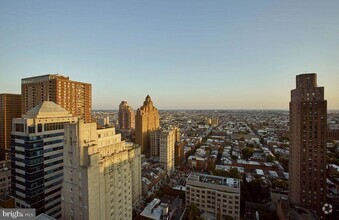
[186,173,241,220]
[150,129,176,175]
[62,120,142,220]
[0,160,11,196]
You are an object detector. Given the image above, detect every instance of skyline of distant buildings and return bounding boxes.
[0,73,338,111]
[0,72,337,219]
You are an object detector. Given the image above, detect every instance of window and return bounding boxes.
[28,126,35,133]
[38,124,42,132]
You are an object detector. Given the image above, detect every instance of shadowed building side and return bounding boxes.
[289,73,327,216]
[118,101,135,130]
[0,93,21,160]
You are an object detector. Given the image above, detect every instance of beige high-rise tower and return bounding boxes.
[21,74,92,122]
[119,101,135,129]
[289,73,327,216]
[150,128,176,175]
[62,120,142,220]
[0,93,21,160]
[135,95,160,157]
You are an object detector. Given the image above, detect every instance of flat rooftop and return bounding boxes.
[140,198,171,220]
[187,172,240,188]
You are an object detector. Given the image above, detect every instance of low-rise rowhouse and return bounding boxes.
[142,166,167,197]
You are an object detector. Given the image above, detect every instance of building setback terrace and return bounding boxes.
[187,173,240,189]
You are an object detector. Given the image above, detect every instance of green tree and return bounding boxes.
[242,147,254,159]
[266,154,275,162]
[242,178,271,203]
[231,155,238,160]
[272,180,288,190]
[225,215,234,220]
[213,169,229,177]
[229,168,241,179]
[155,189,164,198]
[187,203,202,220]
[272,152,280,160]
[279,156,289,171]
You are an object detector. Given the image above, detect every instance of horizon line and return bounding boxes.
[92,108,339,111]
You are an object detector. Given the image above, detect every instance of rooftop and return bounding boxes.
[24,101,72,119]
[187,172,240,188]
[35,213,56,220]
[140,198,163,220]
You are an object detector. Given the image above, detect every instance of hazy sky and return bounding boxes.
[1,0,339,110]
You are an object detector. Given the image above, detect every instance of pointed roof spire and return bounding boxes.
[145,95,151,102]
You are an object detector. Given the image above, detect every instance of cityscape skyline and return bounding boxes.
[2,73,339,219]
[2,1,339,219]
[1,1,339,110]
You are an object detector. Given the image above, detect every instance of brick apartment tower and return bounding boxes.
[21,74,92,122]
[135,95,160,157]
[289,73,327,215]
[0,94,21,160]
[119,101,135,129]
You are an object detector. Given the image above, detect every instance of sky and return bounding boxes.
[0,0,339,110]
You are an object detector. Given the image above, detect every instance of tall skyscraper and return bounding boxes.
[11,101,77,218]
[62,120,142,220]
[21,74,92,122]
[289,73,327,215]
[135,95,160,157]
[118,101,135,129]
[0,93,21,160]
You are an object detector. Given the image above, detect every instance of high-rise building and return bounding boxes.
[186,173,241,220]
[135,95,160,157]
[289,73,327,215]
[11,101,77,219]
[0,93,21,160]
[62,120,142,220]
[150,128,177,175]
[119,101,135,129]
[175,142,185,167]
[21,74,92,122]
